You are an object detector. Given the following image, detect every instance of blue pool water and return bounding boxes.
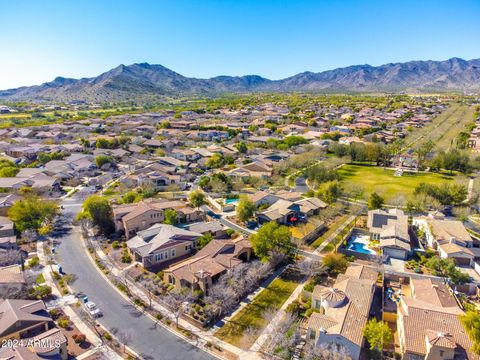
[225,198,239,205]
[346,234,376,255]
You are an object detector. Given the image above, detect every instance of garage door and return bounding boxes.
[384,247,406,260]
[454,256,472,266]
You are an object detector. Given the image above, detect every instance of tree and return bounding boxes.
[250,221,293,261]
[95,155,115,169]
[78,195,114,234]
[8,195,59,233]
[164,290,193,327]
[188,190,205,209]
[322,253,348,275]
[198,233,213,249]
[121,191,138,204]
[304,342,352,360]
[425,257,471,284]
[0,158,19,177]
[318,181,342,204]
[235,142,248,154]
[163,209,178,225]
[296,259,326,279]
[363,318,392,351]
[460,310,480,355]
[368,192,384,210]
[414,140,434,169]
[236,195,255,222]
[205,154,224,169]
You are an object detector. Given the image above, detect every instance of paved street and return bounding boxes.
[56,194,216,360]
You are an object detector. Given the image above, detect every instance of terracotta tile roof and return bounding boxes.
[344,264,378,282]
[32,328,67,353]
[165,238,251,285]
[0,265,25,284]
[0,299,50,338]
[427,219,472,245]
[410,278,460,310]
[399,301,478,359]
[309,265,377,347]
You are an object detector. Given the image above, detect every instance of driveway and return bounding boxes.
[56,195,215,360]
[200,205,254,235]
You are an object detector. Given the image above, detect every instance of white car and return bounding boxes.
[84,301,102,318]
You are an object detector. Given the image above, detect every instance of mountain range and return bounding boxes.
[1,57,479,102]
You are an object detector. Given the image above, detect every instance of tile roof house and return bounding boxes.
[397,278,479,360]
[257,197,326,225]
[126,224,202,269]
[227,161,273,179]
[0,299,52,341]
[367,208,411,260]
[0,265,25,295]
[185,221,226,238]
[163,238,252,293]
[113,199,203,239]
[413,217,477,266]
[308,264,378,360]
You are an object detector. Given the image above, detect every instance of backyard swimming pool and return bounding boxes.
[225,198,239,205]
[346,232,377,255]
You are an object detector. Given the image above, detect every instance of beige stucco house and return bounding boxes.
[113,199,203,239]
[126,224,202,269]
[307,265,378,360]
[164,238,252,294]
[397,278,478,360]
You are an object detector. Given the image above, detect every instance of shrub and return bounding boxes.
[49,309,60,319]
[112,241,120,249]
[72,333,86,344]
[305,308,320,317]
[31,285,52,299]
[121,249,132,263]
[29,256,40,267]
[116,282,128,293]
[58,317,70,328]
[304,280,316,293]
[157,271,164,278]
[286,300,302,314]
[103,332,112,341]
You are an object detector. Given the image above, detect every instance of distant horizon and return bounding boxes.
[2,56,480,91]
[1,0,479,89]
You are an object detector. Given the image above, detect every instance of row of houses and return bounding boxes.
[367,208,480,268]
[307,264,480,360]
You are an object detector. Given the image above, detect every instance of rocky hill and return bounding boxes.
[1,57,479,102]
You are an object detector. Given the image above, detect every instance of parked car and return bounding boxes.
[83,301,102,318]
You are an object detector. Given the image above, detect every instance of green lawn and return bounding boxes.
[339,164,460,200]
[35,273,45,284]
[215,272,300,349]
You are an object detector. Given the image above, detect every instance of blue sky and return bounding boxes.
[0,0,479,89]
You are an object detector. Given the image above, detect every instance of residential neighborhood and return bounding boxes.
[1,2,480,357]
[0,92,480,360]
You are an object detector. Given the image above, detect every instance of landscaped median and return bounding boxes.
[215,268,302,349]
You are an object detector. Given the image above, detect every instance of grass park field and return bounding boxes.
[338,164,463,200]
